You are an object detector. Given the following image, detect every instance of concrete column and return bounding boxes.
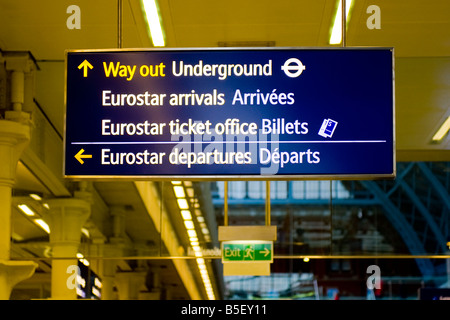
[101,267,117,300]
[111,206,127,239]
[99,206,127,300]
[115,271,147,300]
[142,267,162,300]
[97,244,122,300]
[0,120,29,259]
[46,198,90,299]
[4,51,35,123]
[0,119,37,299]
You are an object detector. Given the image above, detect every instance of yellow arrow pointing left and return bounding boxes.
[78,59,93,77]
[75,149,92,164]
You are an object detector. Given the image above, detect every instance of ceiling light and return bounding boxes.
[184,220,195,230]
[203,280,212,287]
[195,258,214,300]
[29,194,42,201]
[177,198,189,210]
[171,181,182,185]
[81,228,90,238]
[18,204,35,216]
[329,0,354,45]
[186,188,195,198]
[187,229,197,238]
[173,186,186,198]
[181,210,192,220]
[34,219,50,233]
[141,0,165,47]
[80,258,90,267]
[432,116,450,142]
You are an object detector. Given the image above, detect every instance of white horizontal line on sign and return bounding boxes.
[72,140,386,145]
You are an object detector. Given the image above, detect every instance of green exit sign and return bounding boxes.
[222,241,273,262]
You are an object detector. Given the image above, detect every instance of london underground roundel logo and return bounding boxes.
[281,58,306,78]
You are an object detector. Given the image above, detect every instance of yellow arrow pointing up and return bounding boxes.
[75,149,92,164]
[78,59,93,77]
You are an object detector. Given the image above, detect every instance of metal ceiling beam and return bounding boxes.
[417,162,450,212]
[361,180,435,277]
[398,179,447,252]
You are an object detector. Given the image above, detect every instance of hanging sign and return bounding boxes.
[222,241,273,263]
[64,48,395,180]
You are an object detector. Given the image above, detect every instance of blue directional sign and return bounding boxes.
[64,48,395,179]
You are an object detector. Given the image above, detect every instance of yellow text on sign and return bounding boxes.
[103,62,166,81]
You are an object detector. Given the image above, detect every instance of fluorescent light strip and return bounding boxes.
[142,0,165,47]
[34,219,50,233]
[18,204,35,216]
[329,0,353,45]
[186,188,195,198]
[29,194,42,201]
[184,220,195,230]
[173,185,186,198]
[194,251,203,257]
[432,116,450,141]
[178,184,215,300]
[81,228,90,238]
[187,229,197,238]
[77,254,90,267]
[177,198,189,210]
[197,260,215,300]
[181,210,192,220]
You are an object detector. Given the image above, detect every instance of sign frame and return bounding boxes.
[64,47,396,181]
[221,241,273,263]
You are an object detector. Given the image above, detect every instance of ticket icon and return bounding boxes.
[318,119,338,138]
